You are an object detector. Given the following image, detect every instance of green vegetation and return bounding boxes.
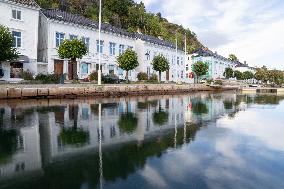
[118,112,138,134]
[58,39,88,80]
[35,0,204,52]
[60,128,89,146]
[152,55,170,82]
[35,74,60,84]
[22,70,34,80]
[228,54,239,62]
[89,71,98,81]
[223,67,234,79]
[243,71,254,80]
[192,61,209,82]
[234,70,244,80]
[149,74,158,83]
[117,49,139,82]
[137,72,148,81]
[254,66,284,85]
[0,25,18,63]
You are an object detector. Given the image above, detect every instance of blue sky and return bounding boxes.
[134,0,284,69]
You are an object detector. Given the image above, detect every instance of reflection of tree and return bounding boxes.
[247,95,284,105]
[0,129,18,164]
[152,110,168,126]
[14,125,200,189]
[118,113,138,134]
[59,128,89,146]
[223,101,234,110]
[192,100,208,115]
[137,100,158,110]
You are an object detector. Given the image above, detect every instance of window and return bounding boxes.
[181,57,183,66]
[146,50,151,60]
[12,31,21,48]
[82,37,90,51]
[96,40,104,53]
[56,32,64,47]
[118,68,124,75]
[69,34,77,40]
[109,42,116,55]
[119,44,125,55]
[128,46,133,50]
[177,56,180,65]
[12,9,21,20]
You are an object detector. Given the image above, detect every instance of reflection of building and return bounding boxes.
[0,0,40,82]
[0,93,247,183]
[0,109,42,180]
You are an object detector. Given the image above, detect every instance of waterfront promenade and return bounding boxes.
[0,84,238,99]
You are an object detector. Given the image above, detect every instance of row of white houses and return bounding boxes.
[0,0,186,82]
[0,0,252,83]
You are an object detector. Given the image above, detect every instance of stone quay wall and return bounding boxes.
[0,84,238,99]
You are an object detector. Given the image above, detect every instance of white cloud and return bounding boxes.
[136,0,284,69]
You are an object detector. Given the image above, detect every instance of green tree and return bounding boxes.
[234,70,244,80]
[254,66,269,84]
[58,39,87,80]
[0,25,19,63]
[243,71,254,80]
[152,55,170,82]
[223,67,234,79]
[118,112,138,134]
[192,61,208,82]
[117,49,139,82]
[228,54,239,62]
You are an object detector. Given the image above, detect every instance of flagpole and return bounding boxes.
[98,0,102,85]
[175,36,178,83]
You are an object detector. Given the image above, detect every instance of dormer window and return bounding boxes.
[12,9,21,20]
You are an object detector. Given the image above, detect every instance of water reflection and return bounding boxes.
[0,93,283,189]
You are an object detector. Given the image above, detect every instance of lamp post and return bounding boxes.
[98,0,102,85]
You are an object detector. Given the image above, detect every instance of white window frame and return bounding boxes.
[69,34,78,40]
[55,32,65,48]
[96,40,104,53]
[12,9,22,20]
[119,44,125,55]
[109,42,116,56]
[82,37,90,52]
[12,30,22,48]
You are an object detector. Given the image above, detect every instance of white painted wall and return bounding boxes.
[0,1,39,80]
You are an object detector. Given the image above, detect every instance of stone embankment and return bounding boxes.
[0,84,238,99]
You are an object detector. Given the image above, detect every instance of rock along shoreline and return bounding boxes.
[0,84,239,99]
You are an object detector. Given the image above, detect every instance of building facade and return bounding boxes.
[189,49,237,80]
[38,9,186,82]
[0,0,40,81]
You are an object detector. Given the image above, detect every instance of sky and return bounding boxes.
[134,0,284,69]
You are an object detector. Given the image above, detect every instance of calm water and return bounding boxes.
[0,92,284,189]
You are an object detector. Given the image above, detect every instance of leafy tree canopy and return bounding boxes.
[228,54,239,62]
[152,55,170,73]
[234,70,244,80]
[117,49,139,71]
[224,67,234,79]
[0,25,19,62]
[58,39,87,60]
[192,61,208,79]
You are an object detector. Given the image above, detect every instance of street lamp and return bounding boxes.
[98,0,102,85]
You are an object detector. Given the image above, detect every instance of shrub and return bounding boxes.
[149,74,158,82]
[137,72,148,81]
[89,71,98,81]
[22,70,34,80]
[35,74,60,84]
[214,80,223,85]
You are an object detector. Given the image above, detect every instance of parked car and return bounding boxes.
[102,74,120,84]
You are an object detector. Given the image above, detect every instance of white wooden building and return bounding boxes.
[0,0,40,81]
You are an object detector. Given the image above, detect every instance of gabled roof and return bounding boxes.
[135,33,177,50]
[42,9,136,39]
[193,49,237,64]
[5,0,39,8]
[41,9,181,50]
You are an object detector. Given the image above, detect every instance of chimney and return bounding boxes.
[158,35,163,40]
[137,28,142,34]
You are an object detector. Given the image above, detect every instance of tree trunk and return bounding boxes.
[72,58,78,80]
[126,70,129,82]
[159,71,161,83]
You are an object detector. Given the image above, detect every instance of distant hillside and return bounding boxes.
[36,0,204,53]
